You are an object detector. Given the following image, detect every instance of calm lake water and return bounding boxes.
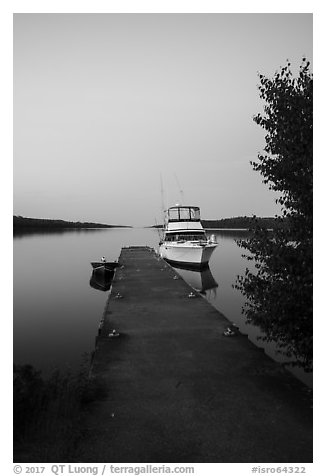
[13,227,312,387]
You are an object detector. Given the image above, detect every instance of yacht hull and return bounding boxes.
[159,243,217,267]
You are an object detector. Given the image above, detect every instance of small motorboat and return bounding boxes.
[91,257,120,274]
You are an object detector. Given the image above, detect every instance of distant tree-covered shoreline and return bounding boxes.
[13,216,131,229]
[201,216,284,229]
[14,215,286,231]
[152,216,286,229]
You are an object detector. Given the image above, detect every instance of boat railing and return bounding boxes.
[167,238,210,245]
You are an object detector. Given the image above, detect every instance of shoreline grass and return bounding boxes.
[13,359,107,462]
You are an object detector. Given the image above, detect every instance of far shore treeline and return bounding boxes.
[201,217,282,229]
[13,215,131,229]
[153,216,286,230]
[14,215,285,230]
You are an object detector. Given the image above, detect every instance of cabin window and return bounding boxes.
[165,232,206,242]
[167,207,200,222]
[168,209,180,221]
[179,208,190,220]
[190,208,200,220]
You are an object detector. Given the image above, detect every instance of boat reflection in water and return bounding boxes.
[170,262,218,297]
[89,269,114,292]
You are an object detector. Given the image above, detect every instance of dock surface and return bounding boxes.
[79,246,312,463]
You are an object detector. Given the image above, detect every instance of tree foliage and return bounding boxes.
[236,59,313,371]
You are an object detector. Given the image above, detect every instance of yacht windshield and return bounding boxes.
[168,207,200,222]
[165,232,206,242]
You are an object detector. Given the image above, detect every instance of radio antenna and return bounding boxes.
[174,174,184,204]
[160,174,165,209]
[160,173,166,223]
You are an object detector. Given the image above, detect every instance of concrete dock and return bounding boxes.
[79,246,312,463]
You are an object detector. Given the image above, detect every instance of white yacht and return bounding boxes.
[159,205,217,267]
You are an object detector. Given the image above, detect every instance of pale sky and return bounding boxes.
[13,13,313,226]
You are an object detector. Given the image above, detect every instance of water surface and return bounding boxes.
[13,227,312,387]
